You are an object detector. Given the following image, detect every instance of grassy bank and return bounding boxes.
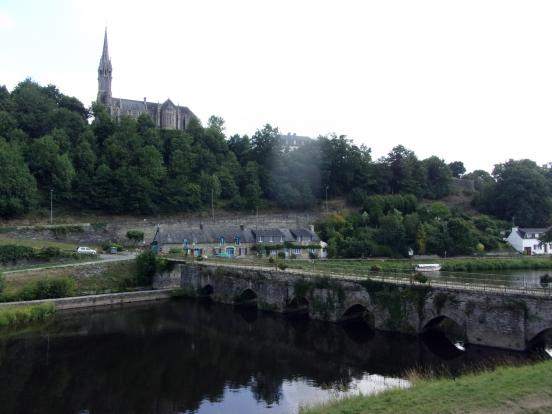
[1,261,145,302]
[0,303,56,331]
[300,360,552,414]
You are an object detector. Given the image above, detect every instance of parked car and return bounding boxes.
[77,246,97,255]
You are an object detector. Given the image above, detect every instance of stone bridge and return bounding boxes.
[154,262,552,351]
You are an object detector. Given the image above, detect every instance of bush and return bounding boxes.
[413,272,428,284]
[268,257,275,264]
[169,247,182,254]
[277,252,285,259]
[11,278,76,301]
[370,264,382,272]
[126,230,144,243]
[308,252,318,260]
[135,250,157,285]
[0,273,4,293]
[277,262,288,271]
[0,245,34,264]
[102,240,123,252]
[35,246,62,260]
[540,274,552,288]
[50,225,84,238]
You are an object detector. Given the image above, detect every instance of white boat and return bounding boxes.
[415,264,441,272]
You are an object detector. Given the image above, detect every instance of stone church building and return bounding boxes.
[97,29,195,129]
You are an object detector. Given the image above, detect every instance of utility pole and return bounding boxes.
[50,188,53,225]
[211,188,215,223]
[325,186,329,214]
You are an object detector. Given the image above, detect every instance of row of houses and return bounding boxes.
[152,225,327,259]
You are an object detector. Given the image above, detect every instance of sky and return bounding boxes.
[1,0,552,173]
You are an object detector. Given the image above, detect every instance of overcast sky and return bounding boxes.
[1,0,552,172]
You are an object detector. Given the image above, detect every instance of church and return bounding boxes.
[96,29,195,130]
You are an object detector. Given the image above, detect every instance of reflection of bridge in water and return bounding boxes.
[158,261,552,351]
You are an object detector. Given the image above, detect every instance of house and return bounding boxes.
[152,225,327,259]
[506,226,552,255]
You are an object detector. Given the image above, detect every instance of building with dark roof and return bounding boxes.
[96,29,195,129]
[506,226,552,255]
[152,225,326,258]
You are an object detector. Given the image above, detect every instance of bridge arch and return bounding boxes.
[198,284,214,297]
[339,304,374,326]
[285,296,309,316]
[527,327,552,352]
[235,288,258,307]
[422,315,466,357]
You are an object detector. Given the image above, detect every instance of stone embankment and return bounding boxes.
[0,289,173,311]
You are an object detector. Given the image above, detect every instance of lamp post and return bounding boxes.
[50,188,53,225]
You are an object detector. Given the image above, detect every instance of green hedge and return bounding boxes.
[0,244,73,265]
[1,278,76,302]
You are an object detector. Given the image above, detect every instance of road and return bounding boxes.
[4,252,137,275]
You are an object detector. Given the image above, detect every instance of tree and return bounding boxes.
[0,139,37,216]
[448,161,466,178]
[422,156,452,199]
[480,159,552,226]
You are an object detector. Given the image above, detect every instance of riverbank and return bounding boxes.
[300,360,552,414]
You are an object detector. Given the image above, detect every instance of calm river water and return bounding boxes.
[0,299,543,414]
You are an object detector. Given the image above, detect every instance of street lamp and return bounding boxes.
[50,188,53,225]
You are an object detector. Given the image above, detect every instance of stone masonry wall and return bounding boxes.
[155,263,552,351]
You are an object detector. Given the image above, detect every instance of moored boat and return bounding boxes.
[414,263,441,272]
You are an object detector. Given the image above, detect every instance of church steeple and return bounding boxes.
[97,28,112,106]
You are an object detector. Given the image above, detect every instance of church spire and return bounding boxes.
[97,28,112,106]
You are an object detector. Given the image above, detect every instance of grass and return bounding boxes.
[0,303,56,331]
[3,261,143,299]
[300,360,552,414]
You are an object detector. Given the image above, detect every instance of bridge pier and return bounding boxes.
[155,263,552,352]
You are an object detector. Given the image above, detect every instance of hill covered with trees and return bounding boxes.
[0,79,551,242]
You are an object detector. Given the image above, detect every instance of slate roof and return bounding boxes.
[113,97,195,117]
[155,226,320,245]
[517,227,550,239]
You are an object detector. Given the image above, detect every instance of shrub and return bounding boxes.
[370,264,382,272]
[0,273,4,293]
[126,230,144,243]
[0,245,34,264]
[36,246,62,260]
[13,278,76,301]
[277,262,288,271]
[277,252,286,259]
[169,247,182,254]
[540,274,552,288]
[135,250,157,285]
[268,257,275,264]
[102,240,123,252]
[308,252,318,260]
[413,272,428,284]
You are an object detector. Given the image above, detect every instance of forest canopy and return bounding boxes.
[0,79,551,231]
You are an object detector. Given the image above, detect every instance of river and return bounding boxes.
[0,299,543,414]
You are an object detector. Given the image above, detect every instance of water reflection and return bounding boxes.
[0,299,537,414]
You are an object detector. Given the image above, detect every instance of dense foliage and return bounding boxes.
[0,80,455,216]
[1,79,550,230]
[317,195,508,258]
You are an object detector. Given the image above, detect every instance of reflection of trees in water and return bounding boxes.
[0,300,533,414]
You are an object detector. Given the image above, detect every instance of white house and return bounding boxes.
[506,227,552,255]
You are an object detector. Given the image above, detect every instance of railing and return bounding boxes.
[171,257,552,298]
